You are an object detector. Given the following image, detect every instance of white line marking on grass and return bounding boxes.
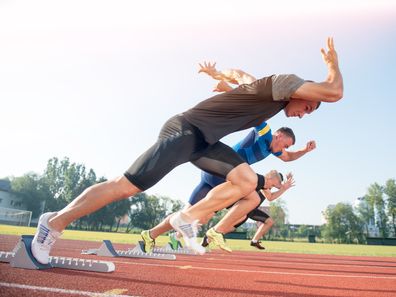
[113,260,396,280]
[0,282,139,297]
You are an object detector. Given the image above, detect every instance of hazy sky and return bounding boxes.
[1,0,395,224]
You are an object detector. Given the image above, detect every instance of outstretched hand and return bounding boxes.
[281,173,295,191]
[305,140,316,152]
[321,37,339,67]
[198,61,218,77]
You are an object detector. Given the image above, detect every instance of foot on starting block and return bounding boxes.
[82,240,176,260]
[0,235,115,273]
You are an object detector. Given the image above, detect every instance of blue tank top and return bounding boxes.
[202,121,281,186]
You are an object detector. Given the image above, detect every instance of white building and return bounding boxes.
[0,179,29,225]
[0,180,27,210]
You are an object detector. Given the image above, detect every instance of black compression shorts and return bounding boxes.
[124,114,245,191]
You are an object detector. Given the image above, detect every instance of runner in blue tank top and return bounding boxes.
[191,121,284,204]
[142,120,316,253]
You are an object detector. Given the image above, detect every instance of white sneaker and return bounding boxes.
[31,212,61,264]
[169,212,205,255]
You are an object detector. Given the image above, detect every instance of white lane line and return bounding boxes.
[113,260,396,280]
[0,282,140,297]
[205,257,396,270]
[209,252,396,265]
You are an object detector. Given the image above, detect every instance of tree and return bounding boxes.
[366,183,388,238]
[127,193,167,231]
[384,179,396,236]
[108,198,133,232]
[42,157,101,212]
[323,203,364,243]
[296,225,310,238]
[268,199,288,239]
[10,173,49,218]
[198,209,228,236]
[355,196,375,236]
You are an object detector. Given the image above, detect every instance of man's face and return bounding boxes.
[271,133,294,153]
[268,177,282,190]
[284,99,318,118]
[274,180,282,189]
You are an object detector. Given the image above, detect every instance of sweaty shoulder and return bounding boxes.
[271,74,305,101]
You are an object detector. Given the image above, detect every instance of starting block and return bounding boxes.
[151,239,198,255]
[82,240,176,260]
[0,235,115,273]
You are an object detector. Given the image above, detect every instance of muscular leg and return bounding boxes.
[252,218,274,242]
[149,214,174,239]
[183,163,258,221]
[213,191,261,233]
[148,177,215,240]
[49,176,140,232]
[221,215,247,234]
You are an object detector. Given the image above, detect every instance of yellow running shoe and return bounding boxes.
[141,230,155,253]
[206,228,232,253]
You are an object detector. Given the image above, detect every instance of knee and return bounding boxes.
[240,215,248,224]
[113,176,140,198]
[227,165,258,196]
[266,218,274,227]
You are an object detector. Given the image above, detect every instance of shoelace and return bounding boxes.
[211,229,226,245]
[179,223,195,238]
[37,225,58,251]
[191,220,199,236]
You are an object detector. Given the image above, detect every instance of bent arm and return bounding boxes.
[262,185,291,201]
[262,189,284,201]
[199,61,257,85]
[278,141,316,162]
[262,173,295,201]
[291,37,343,102]
[221,69,257,85]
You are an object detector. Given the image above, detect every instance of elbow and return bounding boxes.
[324,90,343,103]
[328,85,344,102]
[332,88,343,101]
[281,157,292,162]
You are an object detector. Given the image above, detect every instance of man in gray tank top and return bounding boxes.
[173,37,343,252]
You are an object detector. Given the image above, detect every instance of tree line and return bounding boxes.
[322,179,396,243]
[5,157,395,243]
[8,157,182,232]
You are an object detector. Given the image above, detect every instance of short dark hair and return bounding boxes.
[276,127,296,144]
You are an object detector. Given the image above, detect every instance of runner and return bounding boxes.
[32,37,343,262]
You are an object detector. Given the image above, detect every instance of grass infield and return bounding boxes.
[1,224,395,257]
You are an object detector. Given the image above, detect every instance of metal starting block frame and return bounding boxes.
[151,241,198,255]
[82,240,176,260]
[0,235,115,273]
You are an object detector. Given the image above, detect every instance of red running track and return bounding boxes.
[1,234,396,297]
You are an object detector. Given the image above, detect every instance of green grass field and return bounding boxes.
[1,224,395,257]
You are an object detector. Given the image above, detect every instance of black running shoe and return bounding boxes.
[250,241,265,250]
[201,235,209,247]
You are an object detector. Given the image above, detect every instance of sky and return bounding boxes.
[0,0,395,225]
